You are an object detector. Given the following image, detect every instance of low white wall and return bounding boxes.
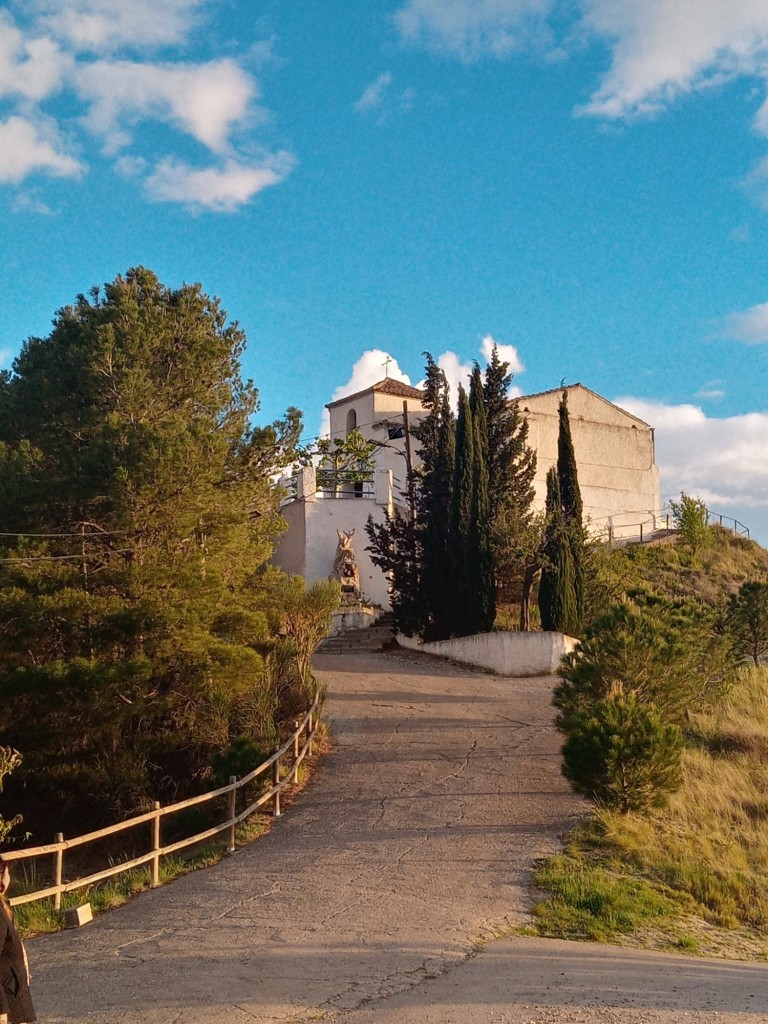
[396,630,577,677]
[330,608,378,636]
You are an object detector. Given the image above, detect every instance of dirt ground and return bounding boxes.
[26,649,768,1023]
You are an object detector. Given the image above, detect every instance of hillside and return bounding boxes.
[531,525,768,960]
[609,527,768,606]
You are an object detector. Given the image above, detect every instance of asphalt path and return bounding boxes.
[27,649,768,1023]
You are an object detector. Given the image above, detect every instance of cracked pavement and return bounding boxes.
[27,650,768,1022]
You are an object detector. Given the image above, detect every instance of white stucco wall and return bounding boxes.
[520,385,660,536]
[396,630,577,676]
[272,468,394,608]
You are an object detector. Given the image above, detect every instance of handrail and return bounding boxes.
[4,694,321,910]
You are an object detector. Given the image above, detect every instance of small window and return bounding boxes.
[387,425,405,440]
[346,409,357,435]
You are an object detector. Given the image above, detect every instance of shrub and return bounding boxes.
[669,493,710,556]
[554,597,735,731]
[562,693,684,813]
[211,736,269,786]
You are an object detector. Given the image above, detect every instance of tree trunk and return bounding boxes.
[520,564,538,632]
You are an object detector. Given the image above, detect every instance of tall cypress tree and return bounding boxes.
[469,365,495,632]
[450,383,475,635]
[483,344,536,526]
[538,467,578,633]
[556,390,585,631]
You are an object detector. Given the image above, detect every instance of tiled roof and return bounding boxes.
[326,377,425,409]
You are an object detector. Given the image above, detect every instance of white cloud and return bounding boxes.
[354,72,393,114]
[76,59,257,154]
[722,299,768,344]
[11,192,53,215]
[580,0,768,120]
[0,350,11,368]
[480,333,524,374]
[436,350,473,400]
[25,0,204,53]
[144,155,294,211]
[694,381,725,400]
[319,349,413,437]
[615,397,768,524]
[395,0,555,60]
[0,12,69,101]
[0,3,291,209]
[0,116,83,183]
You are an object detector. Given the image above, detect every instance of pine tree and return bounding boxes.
[538,467,578,633]
[0,268,307,832]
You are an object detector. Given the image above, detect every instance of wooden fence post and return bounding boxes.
[151,802,161,887]
[53,833,64,911]
[227,776,237,854]
[292,720,300,784]
[273,754,281,817]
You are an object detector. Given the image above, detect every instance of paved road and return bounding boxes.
[27,650,768,1023]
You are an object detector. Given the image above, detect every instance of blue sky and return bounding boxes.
[1,0,767,540]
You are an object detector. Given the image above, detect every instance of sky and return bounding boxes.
[0,0,766,541]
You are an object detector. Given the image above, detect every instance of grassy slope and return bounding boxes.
[529,529,768,960]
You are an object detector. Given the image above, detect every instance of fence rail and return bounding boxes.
[4,694,321,910]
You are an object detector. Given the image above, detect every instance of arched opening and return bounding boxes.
[345,408,357,435]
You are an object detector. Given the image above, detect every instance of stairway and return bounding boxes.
[318,613,396,655]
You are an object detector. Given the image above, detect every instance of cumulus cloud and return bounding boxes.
[0,116,83,183]
[144,154,294,212]
[480,333,524,374]
[395,0,555,60]
[615,395,768,535]
[722,299,768,344]
[354,72,393,114]
[0,350,11,368]
[26,0,205,53]
[318,349,413,436]
[579,0,768,120]
[0,3,291,209]
[0,11,69,101]
[76,59,257,154]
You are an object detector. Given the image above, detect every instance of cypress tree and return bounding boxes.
[469,365,495,633]
[414,355,455,640]
[538,467,578,633]
[556,390,585,632]
[450,383,476,635]
[483,344,536,526]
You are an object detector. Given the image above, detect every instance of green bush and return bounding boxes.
[211,736,269,786]
[562,693,684,812]
[555,597,734,731]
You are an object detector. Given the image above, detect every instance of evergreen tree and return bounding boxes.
[413,355,455,640]
[556,390,585,632]
[0,268,307,833]
[538,467,578,633]
[450,384,475,634]
[483,344,536,525]
[469,365,495,633]
[482,344,537,616]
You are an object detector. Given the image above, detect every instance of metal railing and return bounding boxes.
[706,510,750,539]
[4,695,321,909]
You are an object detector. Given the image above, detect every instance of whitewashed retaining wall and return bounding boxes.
[396,630,577,677]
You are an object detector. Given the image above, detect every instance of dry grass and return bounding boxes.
[532,666,768,958]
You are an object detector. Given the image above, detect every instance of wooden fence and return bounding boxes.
[4,695,320,910]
